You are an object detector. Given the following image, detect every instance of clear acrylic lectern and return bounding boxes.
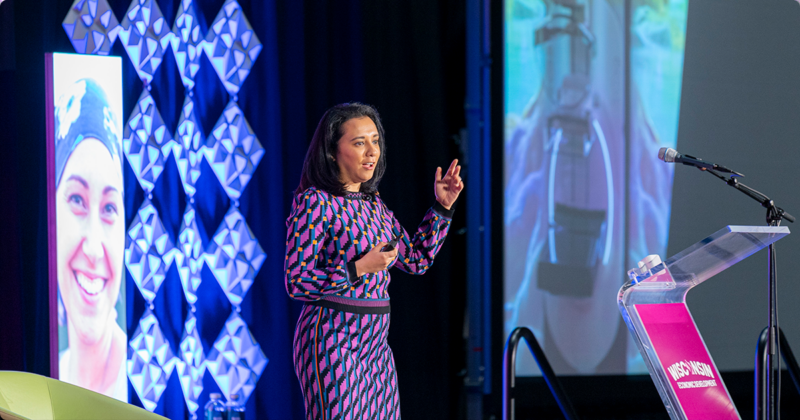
[619,225,790,420]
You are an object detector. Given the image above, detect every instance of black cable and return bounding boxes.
[708,169,791,419]
[773,226,781,419]
[767,206,781,420]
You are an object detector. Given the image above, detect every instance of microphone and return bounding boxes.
[658,147,744,177]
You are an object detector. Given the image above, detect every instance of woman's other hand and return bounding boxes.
[435,159,463,210]
[354,242,399,276]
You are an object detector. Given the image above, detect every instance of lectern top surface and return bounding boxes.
[662,225,789,285]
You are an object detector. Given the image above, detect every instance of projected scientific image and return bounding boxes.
[49,53,127,401]
[503,0,687,375]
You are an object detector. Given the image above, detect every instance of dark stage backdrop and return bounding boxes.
[0,0,467,419]
[6,0,798,419]
[671,0,800,373]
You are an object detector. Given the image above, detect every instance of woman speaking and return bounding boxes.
[285,103,462,419]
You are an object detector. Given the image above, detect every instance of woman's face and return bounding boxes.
[336,117,380,190]
[56,139,124,346]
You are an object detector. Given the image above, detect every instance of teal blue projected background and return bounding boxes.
[503,0,688,375]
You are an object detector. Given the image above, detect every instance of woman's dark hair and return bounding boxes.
[296,103,387,196]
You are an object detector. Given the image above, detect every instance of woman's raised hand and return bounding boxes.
[435,159,463,210]
[354,242,399,276]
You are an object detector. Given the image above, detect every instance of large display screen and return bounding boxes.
[503,0,688,375]
[46,53,127,400]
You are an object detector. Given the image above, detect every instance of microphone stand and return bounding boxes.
[704,168,795,420]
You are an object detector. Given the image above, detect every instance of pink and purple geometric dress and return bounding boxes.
[285,188,453,420]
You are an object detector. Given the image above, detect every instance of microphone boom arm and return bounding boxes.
[683,154,744,177]
[705,168,795,224]
[693,161,792,420]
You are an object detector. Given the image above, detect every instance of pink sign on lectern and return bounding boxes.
[620,226,788,419]
[635,303,739,420]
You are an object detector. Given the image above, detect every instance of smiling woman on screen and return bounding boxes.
[54,78,126,401]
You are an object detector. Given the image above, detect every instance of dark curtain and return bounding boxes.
[0,0,25,375]
[357,2,468,418]
[1,0,466,418]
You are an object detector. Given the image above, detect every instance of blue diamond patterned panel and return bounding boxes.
[205,206,265,307]
[118,0,171,84]
[203,0,262,95]
[206,312,268,404]
[176,203,203,306]
[166,96,205,197]
[176,313,205,415]
[204,101,265,200]
[128,308,179,411]
[117,0,269,415]
[123,89,172,192]
[125,198,176,302]
[62,0,121,55]
[170,0,204,91]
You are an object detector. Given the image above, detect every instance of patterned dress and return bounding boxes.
[285,188,454,420]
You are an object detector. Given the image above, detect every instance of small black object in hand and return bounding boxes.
[381,237,398,252]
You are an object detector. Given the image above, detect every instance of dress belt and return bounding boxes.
[306,295,391,314]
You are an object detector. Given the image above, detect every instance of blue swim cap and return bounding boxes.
[54,78,122,186]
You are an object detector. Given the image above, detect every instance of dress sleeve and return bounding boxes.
[386,200,455,275]
[285,190,356,301]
